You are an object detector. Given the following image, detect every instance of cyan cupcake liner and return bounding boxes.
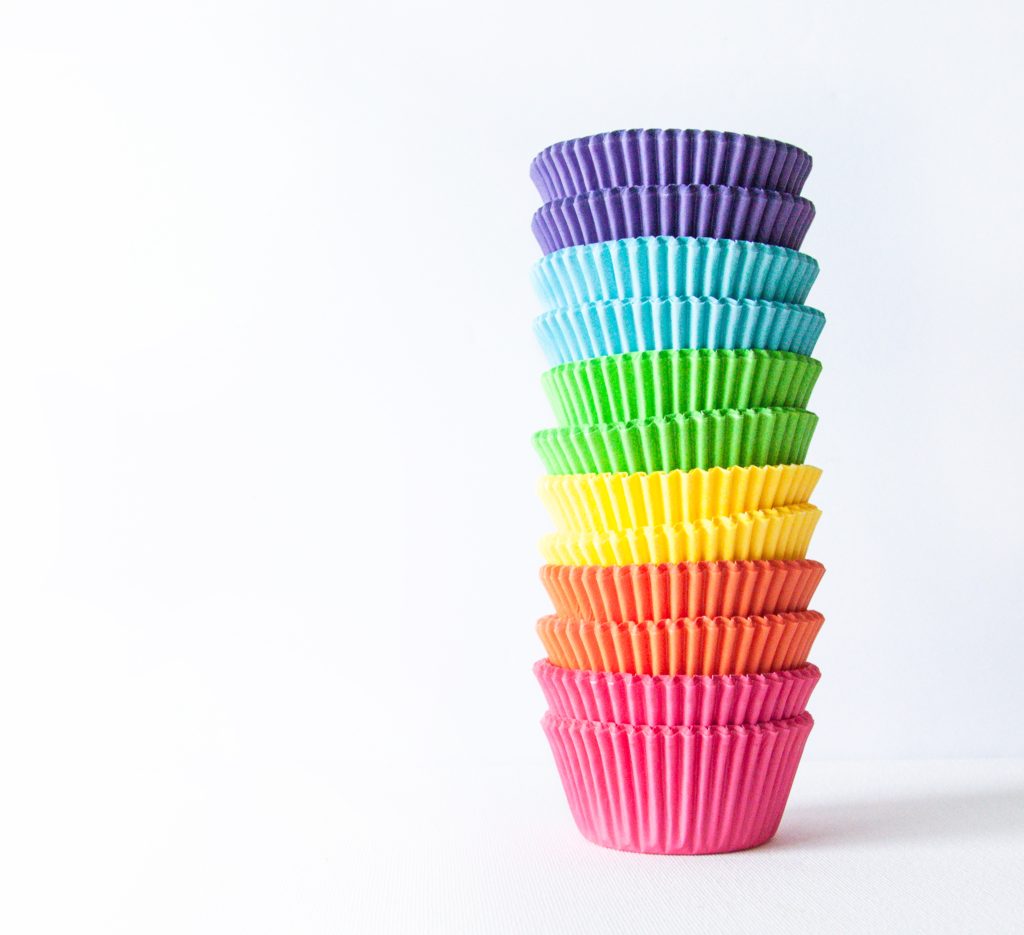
[530,129,812,203]
[532,237,819,311]
[534,297,825,365]
[532,184,815,254]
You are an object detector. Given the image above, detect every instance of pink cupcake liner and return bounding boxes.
[534,659,820,727]
[542,710,813,854]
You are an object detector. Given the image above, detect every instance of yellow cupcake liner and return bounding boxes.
[540,503,821,565]
[538,464,821,534]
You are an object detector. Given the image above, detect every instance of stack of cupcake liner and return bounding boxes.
[528,129,826,855]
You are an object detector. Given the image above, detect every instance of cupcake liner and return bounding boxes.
[530,129,813,203]
[532,237,819,311]
[540,503,821,565]
[537,610,825,677]
[532,185,815,254]
[540,559,826,622]
[534,297,825,366]
[542,349,821,426]
[534,407,818,475]
[542,710,814,854]
[540,465,821,533]
[534,659,820,727]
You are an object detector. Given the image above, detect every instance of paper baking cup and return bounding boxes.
[534,659,820,727]
[540,465,821,533]
[535,407,818,475]
[540,560,825,622]
[537,610,825,676]
[532,185,815,254]
[530,129,812,203]
[533,237,819,311]
[542,710,813,854]
[542,349,821,426]
[534,297,825,366]
[540,503,821,566]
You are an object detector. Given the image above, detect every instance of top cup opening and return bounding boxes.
[530,129,812,204]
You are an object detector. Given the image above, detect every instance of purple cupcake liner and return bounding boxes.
[531,129,813,204]
[532,184,815,255]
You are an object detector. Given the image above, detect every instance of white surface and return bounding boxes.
[10,755,1024,933]
[1,1,1024,931]
[344,757,1024,935]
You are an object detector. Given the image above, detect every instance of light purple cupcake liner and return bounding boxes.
[531,129,813,204]
[532,184,815,255]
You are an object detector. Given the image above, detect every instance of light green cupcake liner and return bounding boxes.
[541,348,821,426]
[533,406,818,475]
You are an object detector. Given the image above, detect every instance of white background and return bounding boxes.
[1,1,1023,932]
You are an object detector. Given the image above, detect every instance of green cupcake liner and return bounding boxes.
[533,407,818,475]
[541,349,821,427]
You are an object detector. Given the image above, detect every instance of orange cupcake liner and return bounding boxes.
[540,559,825,622]
[537,610,824,677]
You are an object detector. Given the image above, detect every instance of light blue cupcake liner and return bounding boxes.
[531,236,819,311]
[534,297,825,365]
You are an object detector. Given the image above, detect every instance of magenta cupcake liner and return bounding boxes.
[530,129,813,204]
[532,185,815,255]
[534,660,820,727]
[543,710,813,854]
